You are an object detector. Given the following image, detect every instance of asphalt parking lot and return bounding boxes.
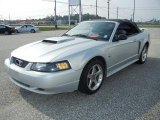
[0,28,160,120]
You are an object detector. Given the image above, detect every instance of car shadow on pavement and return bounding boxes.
[20,57,160,120]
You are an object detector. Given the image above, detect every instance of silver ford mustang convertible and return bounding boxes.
[5,19,150,95]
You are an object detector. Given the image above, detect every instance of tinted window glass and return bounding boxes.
[117,23,139,36]
[29,25,33,27]
[0,25,5,28]
[21,26,25,28]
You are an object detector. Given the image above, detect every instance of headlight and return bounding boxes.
[31,61,71,72]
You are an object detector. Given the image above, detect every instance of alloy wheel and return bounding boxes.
[142,46,148,62]
[87,64,103,91]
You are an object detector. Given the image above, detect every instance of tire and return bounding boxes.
[78,60,105,95]
[4,31,9,35]
[15,30,19,33]
[30,29,36,33]
[137,44,148,64]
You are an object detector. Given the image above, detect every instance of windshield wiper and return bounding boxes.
[72,34,98,40]
[72,34,88,37]
[62,33,71,36]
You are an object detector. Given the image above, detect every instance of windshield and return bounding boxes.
[65,21,115,40]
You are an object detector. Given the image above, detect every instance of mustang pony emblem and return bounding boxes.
[15,59,23,67]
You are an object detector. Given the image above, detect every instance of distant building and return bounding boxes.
[0,20,3,24]
[57,20,68,25]
[146,18,160,24]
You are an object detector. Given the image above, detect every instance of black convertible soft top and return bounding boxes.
[108,19,139,28]
[91,19,141,32]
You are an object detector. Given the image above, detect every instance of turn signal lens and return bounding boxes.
[56,62,69,70]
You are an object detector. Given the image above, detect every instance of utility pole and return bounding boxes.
[68,3,71,28]
[9,14,10,24]
[0,15,2,23]
[117,7,119,19]
[130,14,133,21]
[79,0,82,22]
[107,0,110,19]
[42,0,57,28]
[54,0,57,29]
[133,0,135,22]
[96,0,98,17]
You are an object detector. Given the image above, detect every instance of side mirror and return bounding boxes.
[113,34,127,42]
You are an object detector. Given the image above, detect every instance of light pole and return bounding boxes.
[133,0,135,22]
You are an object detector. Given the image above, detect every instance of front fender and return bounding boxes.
[54,45,108,71]
[79,49,107,70]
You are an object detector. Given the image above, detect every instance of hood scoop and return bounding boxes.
[42,40,57,44]
[42,37,75,44]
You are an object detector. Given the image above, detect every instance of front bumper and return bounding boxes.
[5,58,82,94]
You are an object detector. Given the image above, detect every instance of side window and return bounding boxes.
[29,25,33,28]
[117,23,139,36]
[0,25,5,28]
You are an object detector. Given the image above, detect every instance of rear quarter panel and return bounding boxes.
[138,29,150,54]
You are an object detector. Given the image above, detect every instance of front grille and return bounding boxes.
[12,57,29,68]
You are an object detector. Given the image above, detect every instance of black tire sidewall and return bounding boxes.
[78,60,105,94]
[138,45,148,64]
[15,30,19,33]
[31,29,35,33]
[4,31,9,35]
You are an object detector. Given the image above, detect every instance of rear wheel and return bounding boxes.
[4,31,9,35]
[137,44,148,64]
[15,30,19,33]
[78,60,105,94]
[30,29,36,33]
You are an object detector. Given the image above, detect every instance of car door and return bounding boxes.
[0,25,3,33]
[107,23,140,73]
[26,25,32,32]
[19,26,24,32]
[0,25,6,33]
[21,25,27,32]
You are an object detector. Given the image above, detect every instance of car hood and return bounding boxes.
[11,36,106,62]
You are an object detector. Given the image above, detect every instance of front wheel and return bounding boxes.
[78,60,105,95]
[137,45,148,64]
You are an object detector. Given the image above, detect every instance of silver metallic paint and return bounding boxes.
[5,21,150,94]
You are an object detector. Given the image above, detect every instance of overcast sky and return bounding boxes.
[0,0,160,21]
